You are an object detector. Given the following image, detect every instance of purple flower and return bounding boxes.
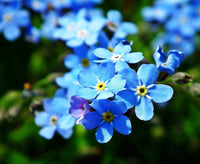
[69,96,90,124]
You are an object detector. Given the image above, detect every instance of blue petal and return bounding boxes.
[106,74,126,93]
[107,10,122,24]
[119,68,139,89]
[123,52,143,63]
[90,99,110,114]
[85,33,98,46]
[93,48,113,59]
[82,112,103,130]
[95,122,113,143]
[67,38,84,47]
[15,10,30,27]
[77,88,97,100]
[135,97,154,121]
[64,55,80,69]
[39,125,56,140]
[137,64,158,86]
[148,84,173,103]
[153,46,166,68]
[113,42,131,54]
[3,24,20,41]
[115,89,137,109]
[113,116,132,135]
[109,100,127,115]
[114,29,126,39]
[98,31,109,48]
[57,128,73,139]
[78,70,98,87]
[115,60,129,72]
[167,50,184,70]
[35,112,49,126]
[58,114,76,130]
[96,90,114,100]
[96,62,115,82]
[120,22,138,34]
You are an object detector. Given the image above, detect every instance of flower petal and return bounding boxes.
[77,88,97,100]
[93,48,113,59]
[35,112,49,126]
[137,64,158,86]
[78,69,98,87]
[64,54,80,69]
[115,89,137,109]
[148,84,173,103]
[113,42,131,54]
[3,24,20,41]
[109,100,127,115]
[82,112,103,130]
[95,122,113,143]
[57,128,73,139]
[90,99,110,114]
[96,90,114,100]
[120,22,138,34]
[107,74,126,94]
[39,125,56,140]
[135,96,154,121]
[58,114,75,130]
[123,52,143,63]
[113,116,132,135]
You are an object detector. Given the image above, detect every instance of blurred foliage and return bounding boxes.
[0,0,200,163]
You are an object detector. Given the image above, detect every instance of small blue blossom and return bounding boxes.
[106,10,138,39]
[25,25,41,43]
[153,46,184,75]
[116,64,173,121]
[35,96,76,139]
[82,99,132,143]
[77,62,126,100]
[0,7,30,41]
[93,41,143,72]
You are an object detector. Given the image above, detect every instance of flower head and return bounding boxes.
[82,99,131,143]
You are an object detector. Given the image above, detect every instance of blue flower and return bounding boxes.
[77,62,126,100]
[93,41,143,72]
[82,99,131,143]
[69,95,90,124]
[0,7,30,41]
[106,10,138,39]
[35,96,76,139]
[116,64,173,121]
[153,46,184,75]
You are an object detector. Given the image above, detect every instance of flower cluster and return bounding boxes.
[14,0,184,143]
[142,0,200,56]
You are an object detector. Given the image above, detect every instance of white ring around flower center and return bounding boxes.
[77,29,89,39]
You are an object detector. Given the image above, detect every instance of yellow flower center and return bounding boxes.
[50,116,58,125]
[108,47,114,52]
[81,58,90,67]
[102,112,114,122]
[3,13,12,22]
[96,82,106,91]
[136,86,148,96]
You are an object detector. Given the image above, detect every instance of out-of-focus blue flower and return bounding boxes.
[35,96,76,139]
[94,40,143,72]
[41,11,59,39]
[116,64,173,121]
[106,10,138,39]
[64,45,98,70]
[25,25,41,43]
[153,46,184,75]
[82,99,131,143]
[55,69,81,99]
[69,96,90,124]
[71,0,103,10]
[0,7,30,41]
[25,0,48,13]
[77,62,126,100]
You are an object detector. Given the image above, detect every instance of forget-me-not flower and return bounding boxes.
[94,40,143,72]
[116,64,173,121]
[82,99,132,143]
[77,62,126,100]
[153,46,184,75]
[35,96,76,139]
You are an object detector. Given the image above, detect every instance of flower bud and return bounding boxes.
[190,83,200,97]
[172,72,192,84]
